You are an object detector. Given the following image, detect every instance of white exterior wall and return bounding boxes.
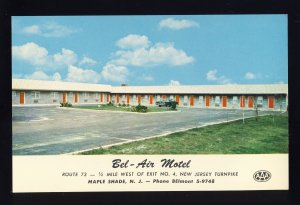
[12,79,288,110]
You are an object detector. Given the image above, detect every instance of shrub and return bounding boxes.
[122,103,126,107]
[60,102,72,107]
[135,104,148,113]
[130,105,148,113]
[170,101,177,110]
[107,102,113,106]
[130,106,137,112]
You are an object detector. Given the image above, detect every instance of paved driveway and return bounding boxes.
[12,106,267,155]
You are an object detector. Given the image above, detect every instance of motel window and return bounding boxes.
[257,96,263,105]
[170,95,174,100]
[215,96,220,106]
[232,96,238,105]
[199,96,203,104]
[144,95,148,99]
[156,95,160,101]
[31,91,40,99]
[94,93,100,99]
[133,95,137,100]
[12,91,16,97]
[184,96,188,103]
[122,95,126,101]
[84,92,89,99]
[69,92,73,97]
[52,92,58,99]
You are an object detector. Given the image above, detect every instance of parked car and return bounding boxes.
[156,99,177,107]
[155,100,166,107]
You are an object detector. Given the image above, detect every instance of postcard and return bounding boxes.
[12,15,288,192]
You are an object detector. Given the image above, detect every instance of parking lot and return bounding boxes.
[12,106,269,155]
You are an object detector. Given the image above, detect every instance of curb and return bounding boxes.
[57,106,181,115]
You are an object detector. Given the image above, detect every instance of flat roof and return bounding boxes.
[112,84,288,94]
[12,79,288,94]
[12,79,112,92]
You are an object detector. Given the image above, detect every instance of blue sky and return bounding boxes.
[12,15,288,86]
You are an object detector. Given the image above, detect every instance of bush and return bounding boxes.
[122,103,126,107]
[60,102,72,107]
[130,106,137,112]
[135,104,148,113]
[170,101,177,110]
[130,105,148,113]
[107,102,113,106]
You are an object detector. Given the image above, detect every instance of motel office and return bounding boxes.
[12,79,288,111]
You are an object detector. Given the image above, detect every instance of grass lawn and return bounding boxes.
[72,104,176,112]
[80,113,288,155]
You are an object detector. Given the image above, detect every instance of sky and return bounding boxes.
[12,15,288,86]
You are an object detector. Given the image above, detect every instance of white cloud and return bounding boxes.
[206,69,218,81]
[52,72,62,81]
[12,42,50,66]
[13,42,80,70]
[112,42,194,67]
[24,71,61,81]
[22,25,40,34]
[206,69,232,85]
[142,75,154,81]
[217,76,232,85]
[66,65,101,83]
[22,22,78,38]
[245,72,256,80]
[53,48,78,66]
[79,55,97,66]
[159,18,199,30]
[116,34,150,49]
[168,80,181,86]
[101,63,128,82]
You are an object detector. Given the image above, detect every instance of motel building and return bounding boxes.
[12,79,288,111]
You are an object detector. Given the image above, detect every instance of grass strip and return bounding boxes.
[80,114,288,155]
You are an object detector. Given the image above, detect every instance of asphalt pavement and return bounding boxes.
[12,106,266,155]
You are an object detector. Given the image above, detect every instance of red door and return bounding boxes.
[240,96,245,108]
[222,96,227,108]
[175,95,180,104]
[205,96,210,107]
[138,95,141,104]
[63,92,67,103]
[100,94,103,103]
[149,95,153,105]
[107,94,110,103]
[248,96,254,108]
[74,93,78,103]
[190,95,194,106]
[268,96,274,108]
[116,95,119,104]
[20,92,25,104]
[126,95,130,104]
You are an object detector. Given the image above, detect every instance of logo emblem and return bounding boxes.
[253,170,271,182]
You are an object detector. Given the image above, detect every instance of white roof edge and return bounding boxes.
[12,79,112,92]
[12,79,288,94]
[111,84,288,94]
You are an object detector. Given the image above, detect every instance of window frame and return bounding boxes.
[32,91,40,99]
[52,92,59,99]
